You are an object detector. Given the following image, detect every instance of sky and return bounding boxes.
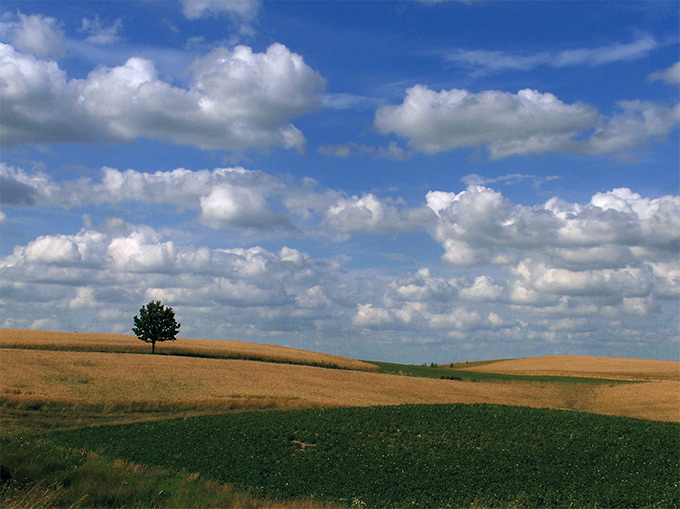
[1,0,678,364]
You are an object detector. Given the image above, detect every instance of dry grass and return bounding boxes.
[0,329,377,371]
[2,347,679,424]
[456,354,680,381]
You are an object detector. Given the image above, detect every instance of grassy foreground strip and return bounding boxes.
[0,432,334,508]
[49,404,679,508]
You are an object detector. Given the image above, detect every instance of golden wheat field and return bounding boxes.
[455,354,680,381]
[0,328,376,371]
[1,329,678,423]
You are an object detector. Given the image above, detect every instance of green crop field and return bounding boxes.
[49,403,680,508]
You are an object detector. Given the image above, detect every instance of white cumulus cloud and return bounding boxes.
[0,42,325,151]
[323,194,433,236]
[24,235,82,265]
[0,44,100,145]
[200,186,290,229]
[10,12,64,57]
[375,86,598,158]
[426,184,680,267]
[374,85,678,158]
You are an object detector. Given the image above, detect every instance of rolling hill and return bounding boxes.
[2,329,678,424]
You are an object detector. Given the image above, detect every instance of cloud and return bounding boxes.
[648,62,680,85]
[9,12,64,57]
[5,163,679,264]
[181,0,261,37]
[323,193,433,236]
[181,0,260,21]
[353,303,393,327]
[428,307,485,331]
[427,185,680,268]
[318,141,412,161]
[0,44,101,145]
[445,36,659,74]
[3,181,678,358]
[553,36,658,67]
[385,268,456,303]
[107,229,179,273]
[444,49,550,73]
[0,163,279,208]
[79,16,123,45]
[4,162,427,237]
[187,44,325,149]
[374,86,598,157]
[426,185,559,265]
[29,318,60,330]
[321,92,379,111]
[462,173,560,191]
[0,223,351,336]
[552,188,680,250]
[0,42,325,151]
[24,234,83,265]
[200,186,291,229]
[0,163,335,234]
[459,275,503,302]
[0,172,41,205]
[512,259,654,298]
[577,101,680,155]
[374,85,679,158]
[69,287,98,309]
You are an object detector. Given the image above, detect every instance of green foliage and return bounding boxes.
[132,301,180,354]
[50,404,680,508]
[0,432,242,508]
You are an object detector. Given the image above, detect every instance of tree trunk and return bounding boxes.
[152,341,155,354]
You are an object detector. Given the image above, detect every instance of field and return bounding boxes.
[49,404,679,508]
[452,355,680,381]
[2,328,679,507]
[0,328,376,371]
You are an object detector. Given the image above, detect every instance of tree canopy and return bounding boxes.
[132,300,180,354]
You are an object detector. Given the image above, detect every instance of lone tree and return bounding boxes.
[132,300,180,354]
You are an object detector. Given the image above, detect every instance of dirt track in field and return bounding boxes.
[2,330,678,423]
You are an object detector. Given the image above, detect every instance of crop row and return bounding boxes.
[51,404,680,507]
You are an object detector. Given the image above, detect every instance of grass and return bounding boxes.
[46,404,680,508]
[368,360,632,384]
[0,431,337,508]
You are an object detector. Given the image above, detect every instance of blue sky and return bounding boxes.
[1,0,678,363]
